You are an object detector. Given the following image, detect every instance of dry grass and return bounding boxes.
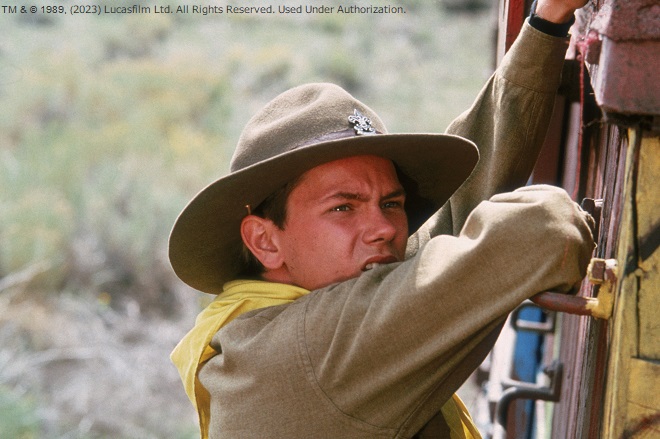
[0,282,203,438]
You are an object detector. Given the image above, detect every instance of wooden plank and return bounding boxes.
[636,135,660,361]
[625,358,660,437]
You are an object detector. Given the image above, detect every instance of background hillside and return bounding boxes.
[1,1,494,437]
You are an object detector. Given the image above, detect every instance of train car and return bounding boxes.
[476,0,659,437]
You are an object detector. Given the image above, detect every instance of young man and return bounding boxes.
[169,1,594,437]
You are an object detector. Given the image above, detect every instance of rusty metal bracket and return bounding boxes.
[530,258,617,320]
[496,360,564,428]
[585,258,617,319]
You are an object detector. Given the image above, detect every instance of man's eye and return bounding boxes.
[331,204,351,212]
[383,201,403,209]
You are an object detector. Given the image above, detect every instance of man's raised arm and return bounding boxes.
[410,0,588,247]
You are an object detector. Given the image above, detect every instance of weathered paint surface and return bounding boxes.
[587,0,660,41]
[591,39,660,116]
[601,132,660,438]
[554,1,660,435]
[575,0,660,115]
[491,1,659,437]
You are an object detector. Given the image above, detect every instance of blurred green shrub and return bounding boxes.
[0,386,40,439]
[1,39,233,314]
[0,2,492,316]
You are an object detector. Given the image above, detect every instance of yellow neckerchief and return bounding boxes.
[170,280,309,438]
[442,393,483,439]
[170,279,480,439]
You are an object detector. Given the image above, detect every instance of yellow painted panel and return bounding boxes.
[601,130,660,438]
[637,135,660,360]
[627,358,660,412]
[625,358,660,438]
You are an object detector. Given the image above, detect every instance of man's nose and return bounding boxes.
[363,208,397,243]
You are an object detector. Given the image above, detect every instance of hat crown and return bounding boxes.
[230,83,387,172]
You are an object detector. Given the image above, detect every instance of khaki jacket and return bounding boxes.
[198,22,595,438]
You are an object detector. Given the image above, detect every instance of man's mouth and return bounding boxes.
[362,256,398,272]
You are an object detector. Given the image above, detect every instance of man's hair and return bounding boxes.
[239,176,302,277]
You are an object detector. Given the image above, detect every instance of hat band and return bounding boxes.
[297,128,383,149]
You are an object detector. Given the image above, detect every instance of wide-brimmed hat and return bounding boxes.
[169,83,478,294]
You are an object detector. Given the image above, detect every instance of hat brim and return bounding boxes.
[169,133,478,294]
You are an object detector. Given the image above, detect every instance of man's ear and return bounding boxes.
[240,215,284,271]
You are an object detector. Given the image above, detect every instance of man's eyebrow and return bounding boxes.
[323,192,367,202]
[321,188,406,203]
[382,188,407,200]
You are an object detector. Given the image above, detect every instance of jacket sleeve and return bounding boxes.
[301,185,595,436]
[202,187,595,439]
[408,20,570,252]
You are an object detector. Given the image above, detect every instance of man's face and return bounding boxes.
[272,155,408,290]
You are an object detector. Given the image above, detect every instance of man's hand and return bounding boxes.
[535,0,589,24]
